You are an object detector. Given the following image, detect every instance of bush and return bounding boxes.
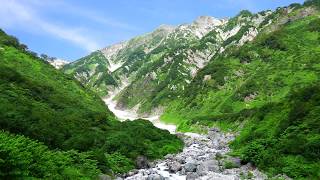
[105,153,135,174]
[308,18,320,32]
[0,131,100,179]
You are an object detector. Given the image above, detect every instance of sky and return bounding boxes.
[0,0,305,61]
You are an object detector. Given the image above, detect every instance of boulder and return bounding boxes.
[186,173,200,180]
[99,174,112,180]
[136,156,149,169]
[197,160,220,176]
[208,128,220,140]
[168,161,182,173]
[229,157,241,167]
[215,152,223,159]
[184,162,197,172]
[175,155,186,164]
[164,154,174,159]
[147,174,165,180]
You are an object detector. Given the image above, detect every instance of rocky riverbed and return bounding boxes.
[117,128,267,180]
[103,84,267,180]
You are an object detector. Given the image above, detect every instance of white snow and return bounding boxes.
[102,81,177,134]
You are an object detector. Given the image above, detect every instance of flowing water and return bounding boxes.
[102,84,267,180]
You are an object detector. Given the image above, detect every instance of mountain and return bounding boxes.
[63,1,320,179]
[47,58,69,69]
[0,29,182,178]
[63,11,278,113]
[164,2,320,178]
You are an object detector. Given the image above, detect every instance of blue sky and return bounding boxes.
[0,0,304,61]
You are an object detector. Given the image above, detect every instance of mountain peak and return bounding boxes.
[193,16,226,27]
[156,24,176,32]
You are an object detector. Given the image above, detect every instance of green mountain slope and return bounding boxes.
[0,29,183,178]
[162,3,320,179]
[60,1,320,179]
[0,131,100,179]
[63,4,311,115]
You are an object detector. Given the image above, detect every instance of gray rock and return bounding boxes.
[127,170,138,176]
[197,160,220,176]
[168,161,182,173]
[147,174,165,180]
[99,174,112,180]
[208,128,220,140]
[175,156,186,164]
[184,162,197,172]
[186,172,199,180]
[164,154,174,159]
[229,157,241,167]
[209,127,220,132]
[215,152,223,159]
[136,156,149,169]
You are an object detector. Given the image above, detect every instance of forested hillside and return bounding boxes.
[162,3,320,178]
[0,29,183,178]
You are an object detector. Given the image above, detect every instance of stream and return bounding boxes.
[102,84,267,180]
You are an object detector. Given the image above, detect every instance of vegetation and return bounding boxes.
[2,1,320,179]
[0,131,100,179]
[162,7,320,179]
[63,51,118,96]
[0,29,183,178]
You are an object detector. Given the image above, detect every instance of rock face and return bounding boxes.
[47,58,68,69]
[122,130,267,180]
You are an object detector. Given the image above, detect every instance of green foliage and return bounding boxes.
[224,160,239,169]
[163,12,320,179]
[63,51,117,96]
[0,29,183,176]
[232,85,320,179]
[105,153,134,174]
[304,0,320,9]
[0,131,100,179]
[223,25,254,46]
[239,10,253,17]
[308,18,320,32]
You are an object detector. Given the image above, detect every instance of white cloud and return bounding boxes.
[0,0,101,52]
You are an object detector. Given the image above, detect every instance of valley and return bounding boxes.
[104,82,267,180]
[0,0,320,179]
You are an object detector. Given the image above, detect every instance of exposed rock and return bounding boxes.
[197,160,220,176]
[184,162,198,172]
[164,154,174,159]
[168,161,182,173]
[136,156,149,169]
[146,174,165,180]
[229,157,242,167]
[203,75,212,82]
[122,129,267,180]
[186,172,199,180]
[99,174,112,180]
[215,152,223,159]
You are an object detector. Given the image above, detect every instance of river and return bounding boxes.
[102,85,267,180]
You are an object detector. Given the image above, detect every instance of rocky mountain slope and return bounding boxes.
[63,9,279,113]
[47,58,68,69]
[63,1,320,179]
